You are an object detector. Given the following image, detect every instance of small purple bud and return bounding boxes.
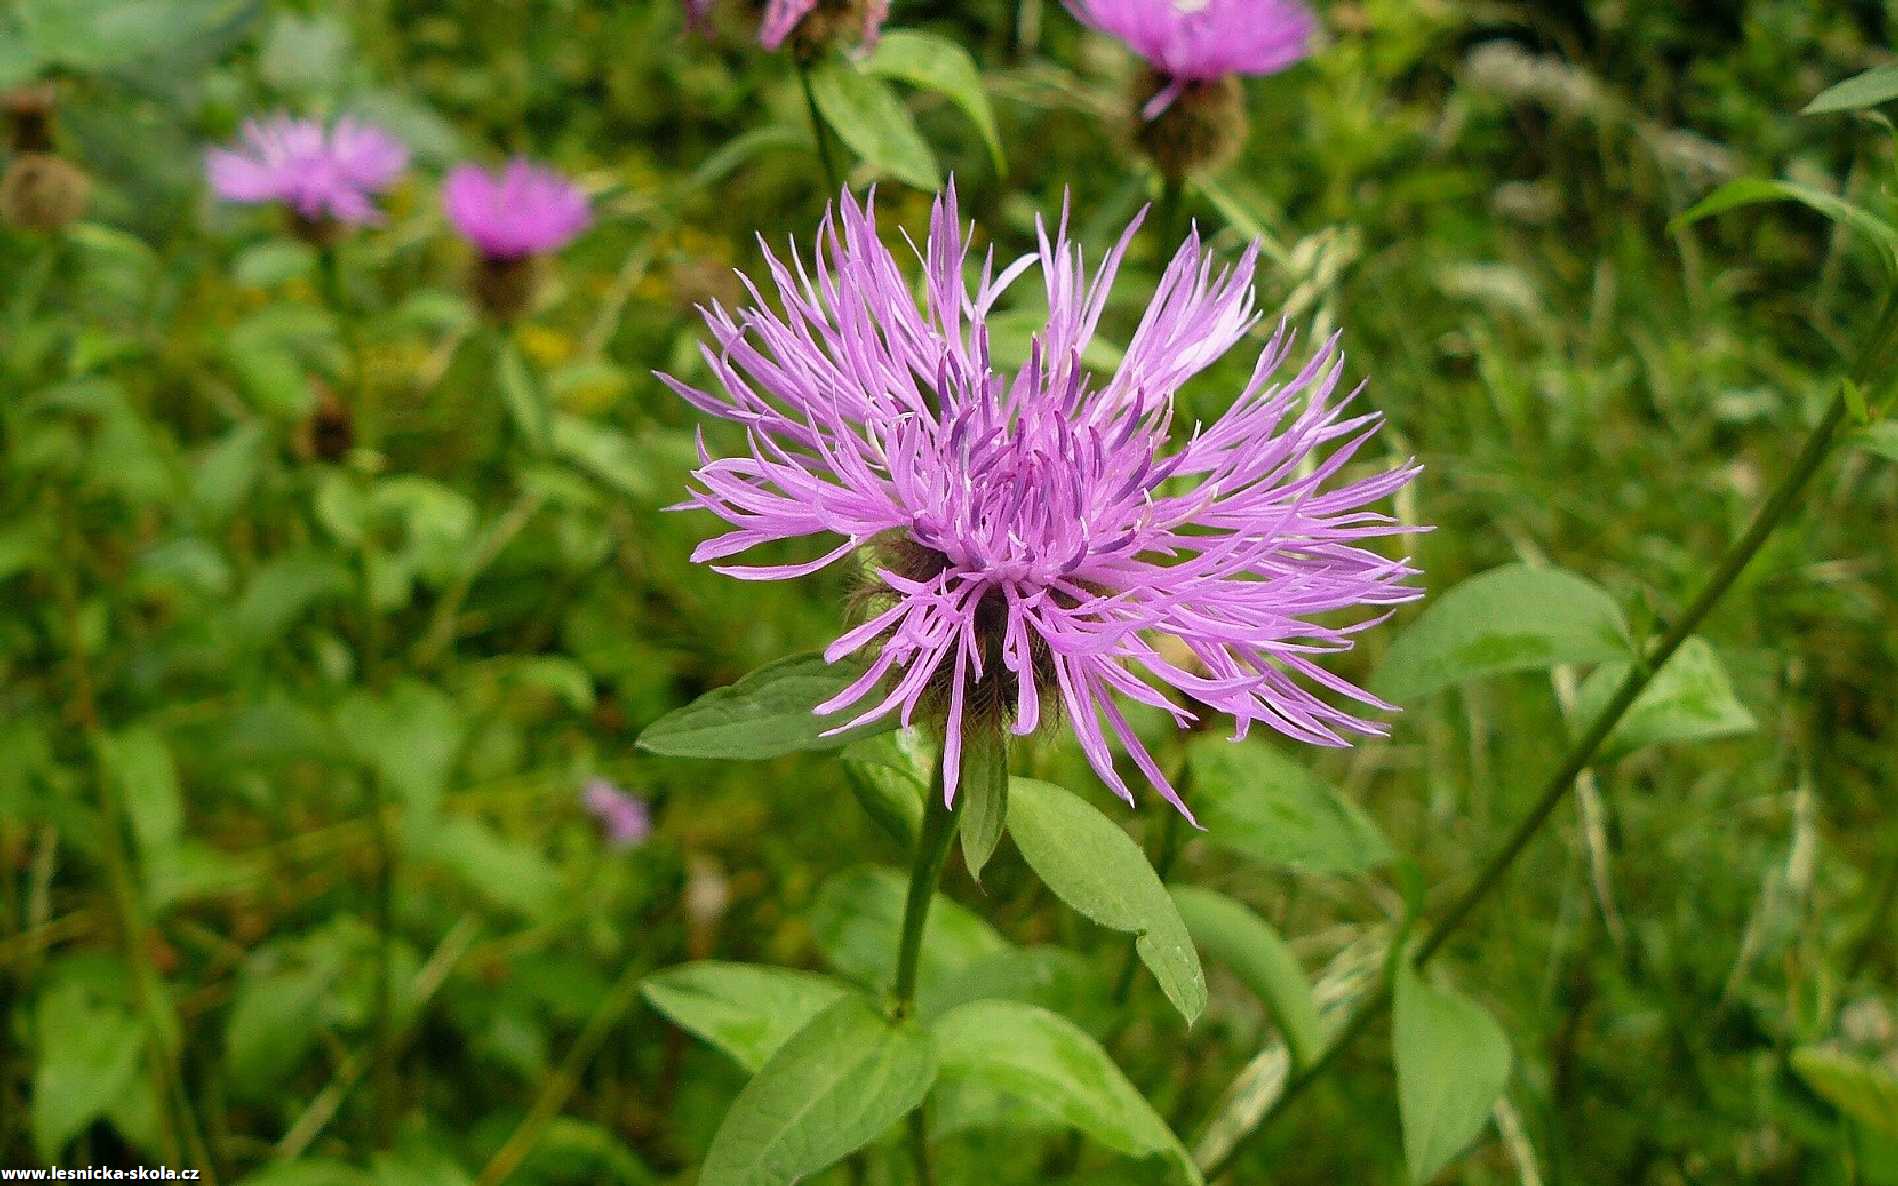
[582,779,652,850]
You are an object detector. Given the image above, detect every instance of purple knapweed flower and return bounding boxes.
[206,115,408,225]
[683,0,889,51]
[583,779,652,849]
[660,186,1420,820]
[1069,0,1318,117]
[442,160,591,260]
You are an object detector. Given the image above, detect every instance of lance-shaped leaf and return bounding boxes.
[637,652,896,759]
[863,30,1006,173]
[809,60,940,190]
[1673,179,1898,272]
[1186,736,1390,875]
[931,1000,1203,1183]
[1372,564,1633,703]
[1394,963,1512,1184]
[840,731,928,849]
[1007,778,1205,1024]
[700,995,938,1186]
[642,962,851,1073]
[958,726,1008,879]
[1805,65,1898,115]
[1171,887,1322,1069]
[1571,636,1756,759]
[1790,1046,1898,1136]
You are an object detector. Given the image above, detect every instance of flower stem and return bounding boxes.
[318,243,400,1146]
[1202,289,1898,1182]
[893,759,965,1016]
[893,745,971,1186]
[795,56,843,198]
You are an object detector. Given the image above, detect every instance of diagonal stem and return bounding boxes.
[795,56,843,198]
[1204,289,1898,1182]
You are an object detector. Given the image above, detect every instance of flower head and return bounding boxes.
[1070,0,1318,117]
[443,159,591,260]
[661,186,1421,820]
[582,779,652,849]
[206,114,408,226]
[684,0,889,52]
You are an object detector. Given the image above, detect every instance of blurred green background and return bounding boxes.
[2,0,1896,1182]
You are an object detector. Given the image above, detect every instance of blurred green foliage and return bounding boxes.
[3,0,1898,1183]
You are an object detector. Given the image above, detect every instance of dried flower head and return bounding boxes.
[1,153,91,233]
[1070,0,1317,117]
[661,187,1420,819]
[206,114,409,228]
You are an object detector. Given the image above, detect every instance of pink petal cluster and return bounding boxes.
[443,159,591,260]
[206,115,408,225]
[662,187,1422,819]
[582,779,652,849]
[1069,0,1318,116]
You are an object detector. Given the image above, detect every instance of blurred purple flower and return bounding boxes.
[583,779,652,849]
[659,186,1422,820]
[1068,0,1318,117]
[206,114,408,225]
[443,159,591,260]
[683,0,889,51]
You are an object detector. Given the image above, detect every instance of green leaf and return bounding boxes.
[32,980,145,1159]
[232,553,352,646]
[1791,1046,1898,1136]
[1371,563,1634,702]
[1393,963,1512,1184]
[497,338,553,454]
[642,962,853,1073]
[931,1000,1202,1183]
[0,31,41,89]
[1185,736,1391,875]
[1572,636,1757,759]
[701,995,938,1186]
[862,30,1005,173]
[918,946,1104,1026]
[335,679,465,828]
[552,416,658,502]
[636,652,898,759]
[100,725,182,859]
[259,11,350,94]
[807,866,1007,993]
[1805,65,1898,115]
[192,421,269,524]
[422,817,561,920]
[958,728,1008,880]
[1673,179,1898,270]
[809,61,941,190]
[1006,778,1205,1024]
[224,945,344,1097]
[839,731,928,849]
[1170,887,1322,1069]
[1854,421,1898,463]
[19,0,238,71]
[233,1161,373,1186]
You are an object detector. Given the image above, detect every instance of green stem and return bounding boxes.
[893,761,965,1016]
[893,745,971,1186]
[473,961,646,1186]
[795,56,843,198]
[56,497,219,1184]
[319,243,399,1144]
[1155,174,1187,259]
[1203,290,1898,1183]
